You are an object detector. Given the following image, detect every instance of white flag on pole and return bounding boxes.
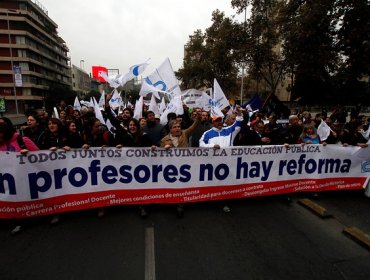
[53,107,59,119]
[109,89,121,109]
[139,77,164,99]
[149,94,160,116]
[159,97,166,114]
[98,91,106,108]
[317,120,331,141]
[93,97,105,125]
[133,96,144,120]
[73,96,81,111]
[118,60,150,87]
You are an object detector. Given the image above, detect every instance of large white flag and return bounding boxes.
[317,120,331,141]
[144,58,181,96]
[139,77,164,99]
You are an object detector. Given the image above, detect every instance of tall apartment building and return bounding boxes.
[0,0,71,118]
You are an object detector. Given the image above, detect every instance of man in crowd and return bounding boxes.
[199,106,244,212]
[142,111,166,146]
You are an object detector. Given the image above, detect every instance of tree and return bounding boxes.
[281,0,339,105]
[334,0,370,104]
[177,10,245,96]
[232,0,287,96]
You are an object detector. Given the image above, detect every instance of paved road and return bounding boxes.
[1,191,369,280]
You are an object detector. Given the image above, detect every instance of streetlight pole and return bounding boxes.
[80,60,85,70]
[240,6,247,105]
[7,10,19,115]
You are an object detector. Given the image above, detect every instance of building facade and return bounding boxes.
[0,0,71,117]
[72,64,90,97]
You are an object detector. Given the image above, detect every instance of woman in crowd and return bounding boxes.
[65,120,84,149]
[82,117,114,149]
[115,118,152,148]
[160,114,201,217]
[38,118,68,151]
[340,120,368,148]
[0,117,39,153]
[115,118,153,218]
[0,117,39,234]
[21,113,45,148]
[81,117,114,217]
[299,124,322,144]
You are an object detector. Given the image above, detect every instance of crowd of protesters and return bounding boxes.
[1,98,369,231]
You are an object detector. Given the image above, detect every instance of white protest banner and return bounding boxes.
[0,145,369,219]
[181,89,206,109]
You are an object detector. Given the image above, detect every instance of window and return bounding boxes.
[19,62,29,71]
[15,36,26,44]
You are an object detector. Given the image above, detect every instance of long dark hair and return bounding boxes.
[0,117,16,142]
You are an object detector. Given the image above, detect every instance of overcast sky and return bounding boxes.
[39,0,243,75]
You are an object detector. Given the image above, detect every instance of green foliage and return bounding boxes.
[177,10,245,96]
[179,0,369,105]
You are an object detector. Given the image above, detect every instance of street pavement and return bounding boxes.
[0,191,369,280]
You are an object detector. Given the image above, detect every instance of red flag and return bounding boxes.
[92,66,108,82]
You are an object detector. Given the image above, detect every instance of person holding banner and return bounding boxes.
[0,117,40,234]
[0,117,39,153]
[38,118,68,151]
[81,117,114,150]
[81,117,114,217]
[115,118,153,218]
[160,112,202,217]
[340,120,368,148]
[65,120,84,149]
[199,106,244,212]
[21,113,45,149]
[299,124,323,145]
[199,106,243,149]
[143,111,166,146]
[190,110,212,147]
